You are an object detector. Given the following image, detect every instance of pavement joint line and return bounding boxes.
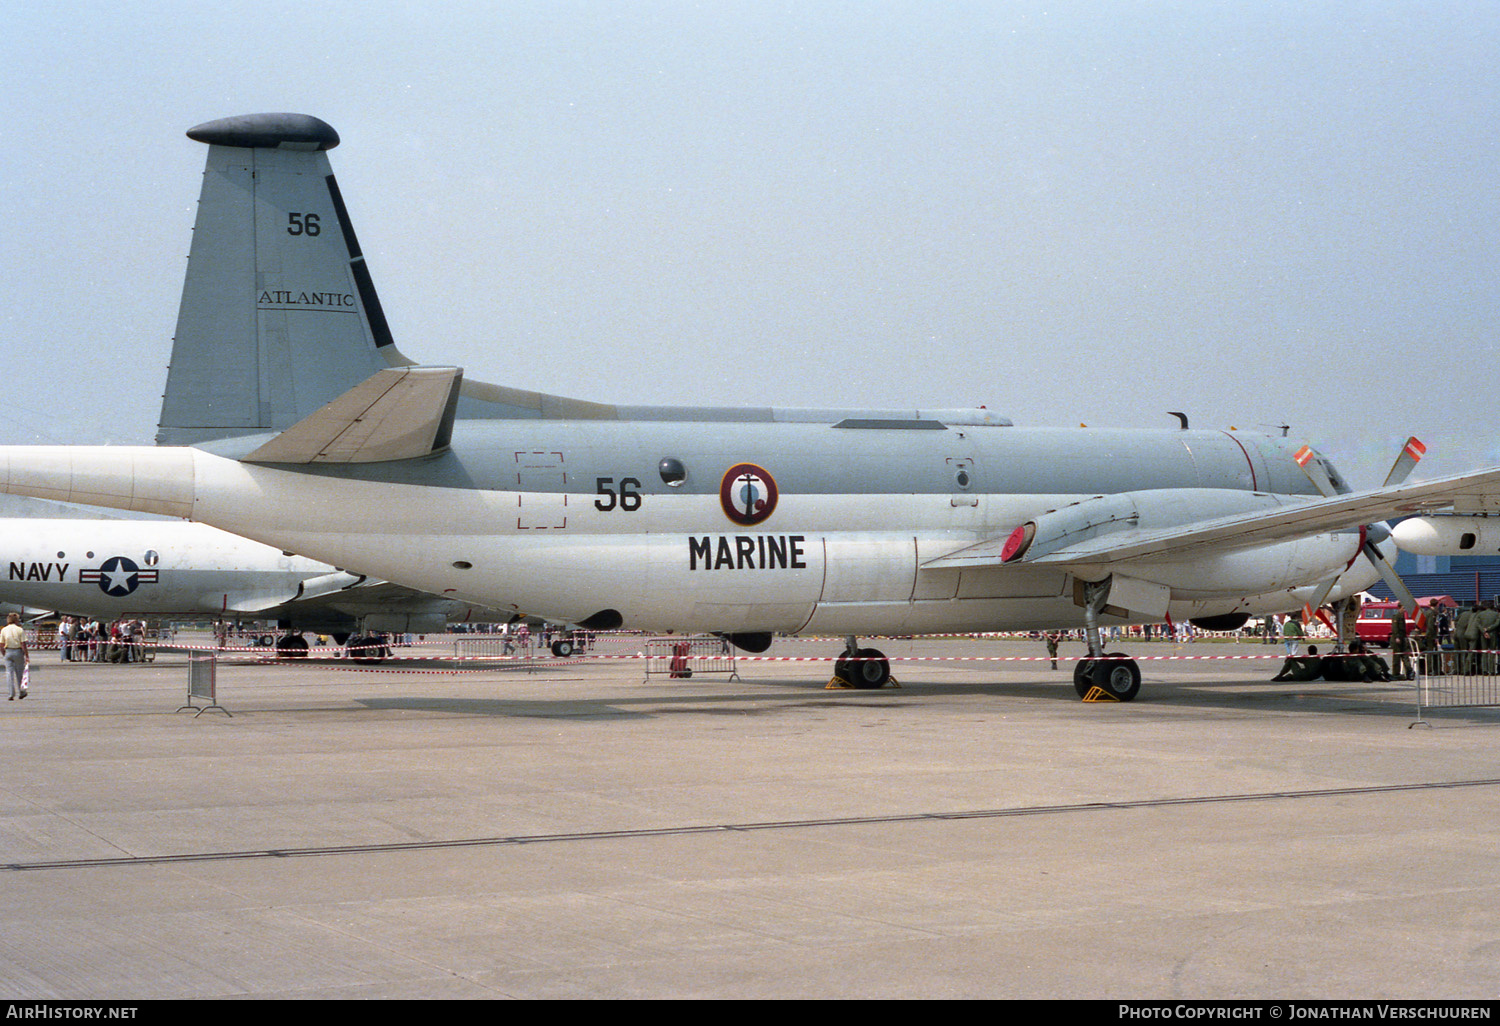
[9,777,1499,873]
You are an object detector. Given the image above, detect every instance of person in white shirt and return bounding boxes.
[2,612,29,700]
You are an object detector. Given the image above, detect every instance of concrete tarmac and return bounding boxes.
[2,635,1499,1000]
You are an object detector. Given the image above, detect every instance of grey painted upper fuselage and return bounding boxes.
[203,420,1324,503]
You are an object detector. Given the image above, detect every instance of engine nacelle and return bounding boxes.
[1392,516,1500,556]
[1002,494,1135,562]
[1000,489,1371,611]
[1130,532,1370,600]
[1002,488,1291,563]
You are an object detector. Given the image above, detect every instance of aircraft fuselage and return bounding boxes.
[42,419,1372,637]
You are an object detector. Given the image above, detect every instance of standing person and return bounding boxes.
[1282,614,1304,656]
[1044,631,1060,670]
[58,616,73,662]
[1390,607,1413,681]
[1457,604,1481,675]
[2,612,29,700]
[1477,601,1500,675]
[1422,606,1441,675]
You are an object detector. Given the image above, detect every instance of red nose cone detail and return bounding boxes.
[1000,523,1035,563]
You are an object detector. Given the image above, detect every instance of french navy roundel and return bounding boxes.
[720,464,778,526]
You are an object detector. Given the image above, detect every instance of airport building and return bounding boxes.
[1367,549,1500,606]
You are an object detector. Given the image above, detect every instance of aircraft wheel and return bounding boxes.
[1090,657,1141,701]
[550,639,575,657]
[1072,659,1096,698]
[274,634,309,659]
[848,648,891,689]
[347,635,386,663]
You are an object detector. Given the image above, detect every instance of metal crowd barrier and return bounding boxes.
[1413,645,1500,725]
[176,651,231,717]
[451,635,526,660]
[643,636,740,682]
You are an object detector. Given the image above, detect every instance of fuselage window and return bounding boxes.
[659,458,687,487]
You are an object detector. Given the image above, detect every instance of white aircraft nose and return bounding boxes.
[1391,519,1441,554]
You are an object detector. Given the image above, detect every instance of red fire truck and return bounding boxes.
[1355,595,1457,646]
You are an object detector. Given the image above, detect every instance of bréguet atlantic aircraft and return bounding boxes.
[3,113,1497,699]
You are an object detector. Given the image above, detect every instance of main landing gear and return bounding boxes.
[1072,581,1142,702]
[831,636,894,689]
[345,634,392,663]
[273,632,310,658]
[270,631,391,662]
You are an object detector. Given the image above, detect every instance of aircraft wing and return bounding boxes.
[222,576,502,628]
[293,578,507,627]
[925,466,1500,570]
[221,570,368,613]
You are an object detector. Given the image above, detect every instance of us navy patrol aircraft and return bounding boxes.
[0,506,500,656]
[2,112,1497,700]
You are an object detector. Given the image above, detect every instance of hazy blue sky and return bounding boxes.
[3,0,1497,486]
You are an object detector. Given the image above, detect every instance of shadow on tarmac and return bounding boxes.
[340,671,1490,725]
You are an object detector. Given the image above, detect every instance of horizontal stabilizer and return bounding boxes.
[242,367,462,464]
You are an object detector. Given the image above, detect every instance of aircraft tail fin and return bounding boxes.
[156,113,403,446]
[156,113,1015,435]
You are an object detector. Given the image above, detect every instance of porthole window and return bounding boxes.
[955,470,971,489]
[143,550,160,567]
[659,457,687,487]
[453,560,473,569]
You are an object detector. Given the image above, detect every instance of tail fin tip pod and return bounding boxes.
[185,113,340,151]
[157,113,393,447]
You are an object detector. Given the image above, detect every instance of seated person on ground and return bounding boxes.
[1272,645,1323,681]
[1321,641,1393,682]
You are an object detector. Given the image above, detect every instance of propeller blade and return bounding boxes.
[1303,576,1339,622]
[1382,437,1427,488]
[1363,540,1418,616]
[1293,445,1338,498]
[1297,438,1423,619]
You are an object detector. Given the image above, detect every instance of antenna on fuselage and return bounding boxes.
[1168,412,1188,430]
